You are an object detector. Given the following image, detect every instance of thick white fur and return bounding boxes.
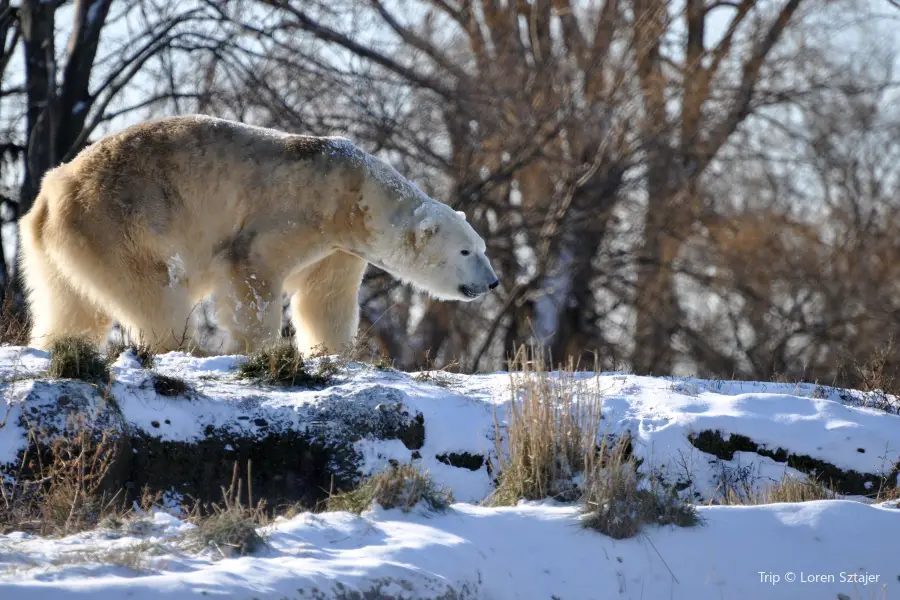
[18,115,497,355]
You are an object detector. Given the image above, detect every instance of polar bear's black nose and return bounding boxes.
[489,280,500,290]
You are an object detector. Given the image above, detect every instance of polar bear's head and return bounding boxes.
[397,202,499,301]
[354,154,499,301]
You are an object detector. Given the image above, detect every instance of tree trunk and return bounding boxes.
[19,0,56,216]
[632,162,682,375]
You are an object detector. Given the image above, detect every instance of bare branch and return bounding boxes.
[706,0,753,81]
[256,0,456,101]
[701,0,804,168]
[369,0,470,83]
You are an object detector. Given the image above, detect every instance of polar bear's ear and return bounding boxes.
[456,210,467,221]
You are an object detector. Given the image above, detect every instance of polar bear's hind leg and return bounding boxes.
[18,195,113,350]
[213,263,284,355]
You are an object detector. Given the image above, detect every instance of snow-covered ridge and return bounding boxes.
[1,346,900,599]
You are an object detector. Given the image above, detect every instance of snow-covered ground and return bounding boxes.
[1,346,899,599]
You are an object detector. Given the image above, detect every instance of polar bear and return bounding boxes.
[18,115,499,355]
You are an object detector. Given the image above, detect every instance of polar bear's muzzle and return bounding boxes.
[459,279,500,299]
[459,285,481,298]
[457,254,500,299]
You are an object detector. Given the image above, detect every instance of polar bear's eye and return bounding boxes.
[460,250,471,256]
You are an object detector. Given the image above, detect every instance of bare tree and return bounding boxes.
[680,50,900,382]
[18,0,225,216]
[190,0,899,375]
[629,0,808,374]
[2,0,237,308]
[0,0,20,295]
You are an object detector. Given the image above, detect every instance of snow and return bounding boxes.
[1,349,900,598]
[165,254,186,288]
[0,500,897,599]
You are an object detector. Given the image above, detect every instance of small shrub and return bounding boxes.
[189,504,267,557]
[48,337,110,382]
[489,345,604,506]
[99,515,125,530]
[153,373,191,397]
[326,463,453,514]
[839,339,900,414]
[334,331,381,365]
[413,369,456,387]
[581,437,698,539]
[877,485,900,504]
[238,342,337,387]
[373,353,396,371]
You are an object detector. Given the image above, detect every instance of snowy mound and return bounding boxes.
[1,346,899,599]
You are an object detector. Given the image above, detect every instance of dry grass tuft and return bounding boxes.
[372,353,396,371]
[841,339,900,414]
[107,340,157,369]
[413,351,460,388]
[326,463,453,514]
[714,472,837,506]
[489,345,604,505]
[48,336,110,383]
[0,285,29,346]
[0,424,130,536]
[238,342,339,387]
[489,345,697,539]
[581,436,698,538]
[47,539,169,572]
[185,463,269,557]
[153,373,192,397]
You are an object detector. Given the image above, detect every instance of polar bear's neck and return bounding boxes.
[334,147,438,277]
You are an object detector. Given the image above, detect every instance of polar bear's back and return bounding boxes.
[41,116,350,245]
[63,115,336,192]
[24,115,363,304]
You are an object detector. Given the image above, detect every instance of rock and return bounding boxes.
[1,377,429,510]
[688,429,900,496]
[436,452,484,471]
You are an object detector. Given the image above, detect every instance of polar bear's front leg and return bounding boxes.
[283,251,368,355]
[215,266,283,355]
